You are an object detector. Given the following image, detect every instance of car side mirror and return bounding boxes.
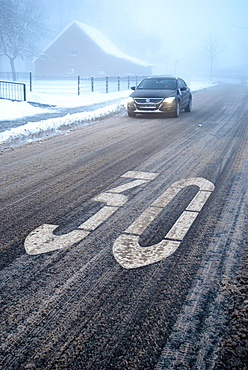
[180,87,187,91]
[131,86,136,90]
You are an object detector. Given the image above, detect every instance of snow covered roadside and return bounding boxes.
[0,102,125,146]
[0,90,130,146]
[0,98,52,121]
[0,81,216,147]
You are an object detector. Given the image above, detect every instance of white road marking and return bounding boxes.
[79,206,118,231]
[93,192,128,206]
[186,191,212,212]
[24,171,158,255]
[113,234,180,269]
[24,174,214,264]
[113,177,215,269]
[25,224,89,255]
[165,211,198,240]
[125,207,162,235]
[172,177,215,191]
[106,179,148,194]
[151,187,182,208]
[121,171,158,180]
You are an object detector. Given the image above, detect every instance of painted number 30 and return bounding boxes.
[25,171,214,269]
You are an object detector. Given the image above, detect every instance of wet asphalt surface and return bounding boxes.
[0,84,247,369]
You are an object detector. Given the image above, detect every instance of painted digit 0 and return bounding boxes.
[112,177,214,269]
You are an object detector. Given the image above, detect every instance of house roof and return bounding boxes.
[35,20,152,68]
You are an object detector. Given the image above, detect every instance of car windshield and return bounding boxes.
[137,78,177,90]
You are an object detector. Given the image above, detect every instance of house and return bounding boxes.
[34,21,152,77]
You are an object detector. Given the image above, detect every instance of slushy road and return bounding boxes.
[1,83,247,369]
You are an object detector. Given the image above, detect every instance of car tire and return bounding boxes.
[172,100,180,118]
[128,111,136,117]
[185,97,192,112]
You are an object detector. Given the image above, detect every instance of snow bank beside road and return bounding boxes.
[0,90,130,121]
[0,99,52,120]
[0,103,124,146]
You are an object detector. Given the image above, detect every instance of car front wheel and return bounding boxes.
[185,97,192,112]
[172,100,180,118]
[128,111,136,117]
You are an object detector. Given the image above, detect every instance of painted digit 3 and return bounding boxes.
[112,177,214,269]
[24,171,158,255]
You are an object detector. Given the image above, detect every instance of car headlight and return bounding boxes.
[163,97,175,103]
[127,97,134,103]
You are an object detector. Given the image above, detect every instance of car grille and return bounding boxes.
[134,97,164,111]
[134,98,163,104]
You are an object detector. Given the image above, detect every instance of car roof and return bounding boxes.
[145,76,177,79]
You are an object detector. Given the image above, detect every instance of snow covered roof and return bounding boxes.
[35,20,152,67]
[74,21,152,67]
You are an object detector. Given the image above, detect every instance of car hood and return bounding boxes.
[130,89,176,99]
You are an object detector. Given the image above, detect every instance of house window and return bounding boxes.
[66,67,75,75]
[70,50,78,56]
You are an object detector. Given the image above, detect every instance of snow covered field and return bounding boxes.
[0,81,216,147]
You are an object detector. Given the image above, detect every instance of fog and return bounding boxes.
[41,0,248,79]
[1,0,247,80]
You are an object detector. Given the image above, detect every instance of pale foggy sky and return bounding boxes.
[45,0,248,78]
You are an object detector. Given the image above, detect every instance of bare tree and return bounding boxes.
[202,36,224,81]
[0,0,47,80]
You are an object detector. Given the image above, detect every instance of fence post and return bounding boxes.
[23,83,27,101]
[118,76,120,91]
[106,76,108,93]
[128,76,130,89]
[91,76,94,92]
[78,75,80,95]
[136,76,138,87]
[29,72,32,92]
